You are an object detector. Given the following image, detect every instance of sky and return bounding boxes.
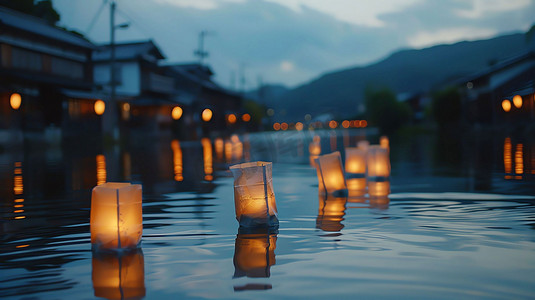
[53,0,535,90]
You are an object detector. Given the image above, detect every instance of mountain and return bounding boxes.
[245,84,289,105]
[263,32,532,122]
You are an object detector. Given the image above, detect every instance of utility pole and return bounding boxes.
[194,30,213,65]
[109,0,118,140]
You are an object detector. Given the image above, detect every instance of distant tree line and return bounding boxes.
[0,0,60,24]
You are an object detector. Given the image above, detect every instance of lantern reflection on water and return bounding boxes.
[92,250,145,299]
[315,151,347,196]
[90,183,142,251]
[233,231,277,278]
[316,194,347,232]
[171,140,183,181]
[201,138,213,181]
[368,181,391,198]
[309,135,321,166]
[230,162,278,228]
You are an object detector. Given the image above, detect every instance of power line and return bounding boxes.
[85,0,108,35]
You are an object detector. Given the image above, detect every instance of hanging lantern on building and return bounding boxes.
[202,108,213,122]
[233,231,277,278]
[92,250,145,299]
[314,151,347,196]
[10,93,21,110]
[90,183,142,251]
[230,162,279,228]
[94,100,106,116]
[172,106,183,120]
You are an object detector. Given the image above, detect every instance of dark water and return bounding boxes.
[1,129,534,299]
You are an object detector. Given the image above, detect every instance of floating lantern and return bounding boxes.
[309,136,321,166]
[92,250,145,299]
[233,231,277,278]
[344,147,367,195]
[10,93,21,110]
[357,140,369,152]
[367,146,390,180]
[230,162,279,228]
[90,183,142,251]
[316,194,347,232]
[380,136,389,151]
[314,151,347,196]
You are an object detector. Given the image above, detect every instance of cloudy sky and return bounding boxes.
[53,0,535,89]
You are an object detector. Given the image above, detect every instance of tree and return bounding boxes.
[364,86,411,134]
[431,86,461,128]
[0,0,60,25]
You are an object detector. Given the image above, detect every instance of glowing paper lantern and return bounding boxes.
[92,250,145,299]
[367,146,390,180]
[513,95,522,109]
[316,194,347,232]
[344,147,367,195]
[502,99,511,112]
[10,93,21,110]
[233,231,277,278]
[90,183,142,251]
[309,136,321,166]
[171,106,183,120]
[230,162,278,228]
[315,151,347,196]
[94,100,106,115]
[380,136,389,151]
[202,108,213,122]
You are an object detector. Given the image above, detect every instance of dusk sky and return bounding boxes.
[53,0,535,89]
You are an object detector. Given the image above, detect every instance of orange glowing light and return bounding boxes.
[295,122,304,131]
[172,106,183,120]
[316,195,347,232]
[94,100,106,115]
[90,183,143,250]
[234,233,277,278]
[10,93,21,110]
[329,120,338,129]
[273,123,281,131]
[513,95,522,109]
[14,216,25,219]
[360,120,367,127]
[96,155,107,185]
[14,199,24,203]
[380,136,389,150]
[202,108,213,122]
[502,99,511,112]
[227,114,237,124]
[171,140,183,181]
[16,244,29,248]
[280,123,288,130]
[225,139,233,162]
[315,151,347,195]
[215,137,224,160]
[242,113,251,122]
[342,120,350,128]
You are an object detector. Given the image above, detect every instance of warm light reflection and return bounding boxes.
[172,106,183,120]
[242,113,251,122]
[231,135,244,161]
[225,139,233,162]
[280,122,288,130]
[309,136,321,166]
[295,122,304,131]
[10,93,21,110]
[502,99,511,112]
[171,140,183,181]
[515,143,523,179]
[316,195,347,232]
[16,244,29,248]
[215,137,224,161]
[90,183,143,250]
[123,152,132,181]
[92,250,145,299]
[202,138,213,181]
[230,162,278,228]
[13,162,25,220]
[368,181,391,198]
[233,232,277,278]
[273,123,280,131]
[504,137,512,179]
[360,120,368,127]
[96,154,107,185]
[94,100,106,115]
[202,108,213,122]
[513,95,522,109]
[315,151,347,196]
[345,148,367,195]
[342,120,350,128]
[369,196,390,210]
[121,103,130,120]
[227,113,237,124]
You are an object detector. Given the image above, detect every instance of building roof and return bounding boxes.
[0,6,94,49]
[93,40,165,62]
[164,63,229,92]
